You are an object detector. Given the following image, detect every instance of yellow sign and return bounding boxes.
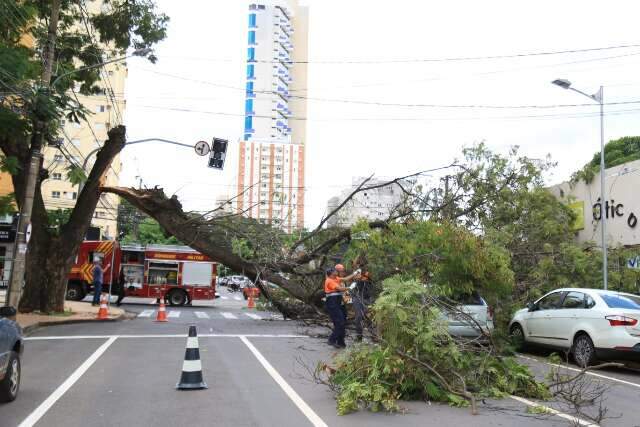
[568,201,585,231]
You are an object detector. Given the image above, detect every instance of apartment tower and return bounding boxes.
[236,1,308,231]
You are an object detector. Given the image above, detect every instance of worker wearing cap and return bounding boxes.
[325,266,360,348]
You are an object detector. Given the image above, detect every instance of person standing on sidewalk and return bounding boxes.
[91,259,104,306]
[325,267,360,349]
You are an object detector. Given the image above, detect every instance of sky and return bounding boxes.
[122,0,640,227]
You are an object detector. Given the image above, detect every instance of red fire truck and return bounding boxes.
[67,241,217,306]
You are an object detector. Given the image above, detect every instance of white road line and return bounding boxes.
[240,336,328,427]
[137,309,155,318]
[233,296,242,301]
[221,312,238,319]
[25,334,309,340]
[167,311,181,318]
[245,313,262,320]
[194,311,210,319]
[18,336,118,427]
[509,395,597,426]
[517,353,640,390]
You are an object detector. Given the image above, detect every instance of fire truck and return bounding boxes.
[66,241,218,306]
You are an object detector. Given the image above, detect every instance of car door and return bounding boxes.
[0,319,9,377]
[526,291,565,345]
[552,291,586,348]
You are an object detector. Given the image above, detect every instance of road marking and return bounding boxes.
[194,311,209,319]
[240,336,328,427]
[233,296,242,301]
[221,312,238,319]
[18,336,118,427]
[509,395,597,426]
[517,353,640,389]
[245,313,262,320]
[137,309,155,318]
[25,334,309,340]
[167,311,181,318]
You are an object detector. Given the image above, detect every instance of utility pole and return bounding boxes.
[8,0,61,308]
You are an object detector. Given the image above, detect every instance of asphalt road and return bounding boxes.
[2,296,640,426]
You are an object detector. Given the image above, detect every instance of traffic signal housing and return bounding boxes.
[208,138,228,170]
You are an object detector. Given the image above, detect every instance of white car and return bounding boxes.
[509,288,640,366]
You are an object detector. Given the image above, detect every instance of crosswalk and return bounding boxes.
[135,309,280,321]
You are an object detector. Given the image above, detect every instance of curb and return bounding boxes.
[22,312,128,335]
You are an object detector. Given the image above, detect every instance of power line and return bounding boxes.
[134,68,640,110]
[161,42,640,64]
[130,103,640,122]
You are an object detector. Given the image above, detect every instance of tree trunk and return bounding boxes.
[16,126,127,313]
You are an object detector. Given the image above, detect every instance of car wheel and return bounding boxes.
[509,324,527,350]
[572,334,596,367]
[0,352,20,402]
[167,290,187,306]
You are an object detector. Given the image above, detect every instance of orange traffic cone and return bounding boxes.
[247,290,256,309]
[155,300,168,322]
[96,294,109,320]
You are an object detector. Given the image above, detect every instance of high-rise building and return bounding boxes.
[39,0,124,240]
[326,177,414,228]
[235,1,308,231]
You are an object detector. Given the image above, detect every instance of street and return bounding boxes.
[0,296,638,427]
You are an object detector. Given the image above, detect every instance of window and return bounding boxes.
[248,31,256,45]
[246,64,255,79]
[244,116,253,132]
[586,295,596,308]
[248,13,257,28]
[51,191,60,199]
[52,173,62,180]
[53,154,64,162]
[537,292,564,310]
[245,99,254,115]
[600,294,640,310]
[247,47,256,62]
[246,81,254,96]
[562,292,585,309]
[96,105,106,113]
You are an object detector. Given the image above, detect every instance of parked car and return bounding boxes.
[440,292,494,338]
[509,288,640,366]
[217,277,230,287]
[0,306,23,403]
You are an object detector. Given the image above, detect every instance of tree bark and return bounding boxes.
[13,126,126,313]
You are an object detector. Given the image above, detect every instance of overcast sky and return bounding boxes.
[122,0,640,227]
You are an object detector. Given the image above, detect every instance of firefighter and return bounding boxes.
[115,268,126,307]
[324,267,360,349]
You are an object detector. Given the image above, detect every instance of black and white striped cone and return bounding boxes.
[176,325,207,390]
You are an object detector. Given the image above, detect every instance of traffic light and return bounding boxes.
[208,138,228,170]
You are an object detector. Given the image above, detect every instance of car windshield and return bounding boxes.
[600,294,640,310]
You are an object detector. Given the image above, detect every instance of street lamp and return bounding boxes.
[552,79,607,290]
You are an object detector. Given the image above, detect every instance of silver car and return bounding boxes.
[441,292,495,338]
[1,306,23,402]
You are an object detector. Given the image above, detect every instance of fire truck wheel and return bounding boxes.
[66,283,85,301]
[167,289,187,306]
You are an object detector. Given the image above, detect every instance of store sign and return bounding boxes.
[592,198,638,228]
[0,225,16,243]
[628,256,640,270]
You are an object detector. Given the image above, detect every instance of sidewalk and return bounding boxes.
[17,300,127,332]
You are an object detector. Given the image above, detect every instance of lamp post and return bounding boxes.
[552,79,607,290]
